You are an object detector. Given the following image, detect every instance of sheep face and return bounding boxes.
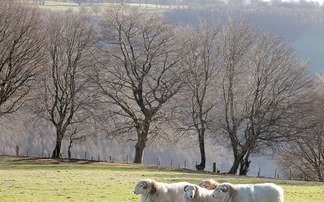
[212,184,230,199]
[134,179,150,195]
[184,185,197,199]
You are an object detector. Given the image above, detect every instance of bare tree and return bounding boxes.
[217,18,256,174]
[217,18,313,175]
[92,7,184,164]
[0,0,43,117]
[66,118,91,159]
[179,23,219,170]
[38,10,94,158]
[276,75,324,181]
[239,34,313,175]
[316,70,324,83]
[277,129,324,181]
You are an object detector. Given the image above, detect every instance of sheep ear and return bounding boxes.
[184,185,188,192]
[142,181,149,189]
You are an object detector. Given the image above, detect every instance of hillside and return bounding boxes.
[1,0,322,181]
[0,156,323,201]
[32,1,324,74]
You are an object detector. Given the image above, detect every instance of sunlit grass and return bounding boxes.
[31,1,85,12]
[27,1,181,15]
[0,156,323,201]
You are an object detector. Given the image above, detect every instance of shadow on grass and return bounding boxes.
[0,155,149,171]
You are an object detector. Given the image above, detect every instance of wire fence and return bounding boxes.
[1,144,285,180]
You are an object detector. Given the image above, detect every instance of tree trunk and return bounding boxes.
[134,140,146,164]
[196,132,206,170]
[52,138,63,158]
[52,130,64,158]
[68,140,73,159]
[228,153,244,174]
[133,121,150,164]
[239,155,251,175]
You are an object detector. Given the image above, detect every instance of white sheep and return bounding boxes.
[212,182,284,202]
[199,179,219,190]
[134,179,189,202]
[184,184,220,202]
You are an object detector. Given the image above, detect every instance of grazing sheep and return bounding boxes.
[199,179,219,190]
[134,179,189,202]
[184,184,220,202]
[212,182,284,202]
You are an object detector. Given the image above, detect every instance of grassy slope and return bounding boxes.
[0,156,323,201]
[32,1,170,14]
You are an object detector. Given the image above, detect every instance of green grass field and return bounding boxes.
[29,1,175,15]
[0,156,323,201]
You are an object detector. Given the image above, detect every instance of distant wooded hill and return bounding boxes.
[163,2,324,74]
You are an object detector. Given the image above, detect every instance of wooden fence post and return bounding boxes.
[170,159,172,167]
[213,162,216,173]
[16,145,19,156]
[275,169,277,179]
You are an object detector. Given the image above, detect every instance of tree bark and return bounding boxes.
[52,137,63,158]
[228,153,245,174]
[68,140,73,159]
[134,140,146,164]
[239,154,251,175]
[196,132,206,170]
[133,120,150,164]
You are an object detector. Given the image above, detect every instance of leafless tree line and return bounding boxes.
[0,1,322,178]
[0,1,43,116]
[275,77,324,181]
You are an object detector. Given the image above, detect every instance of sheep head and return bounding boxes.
[134,179,152,195]
[184,185,198,199]
[213,183,232,199]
